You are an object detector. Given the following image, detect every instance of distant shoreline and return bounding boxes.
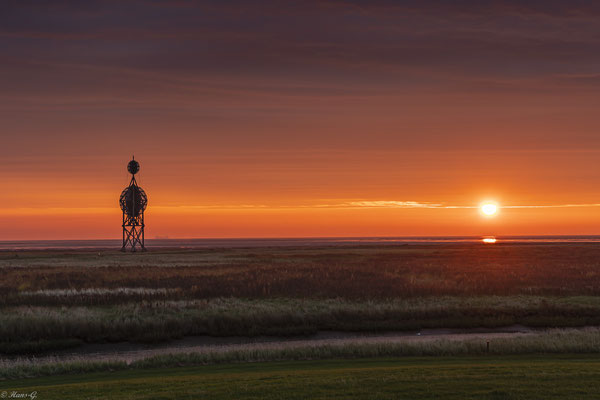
[0,235,599,250]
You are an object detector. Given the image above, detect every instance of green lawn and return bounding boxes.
[2,355,600,399]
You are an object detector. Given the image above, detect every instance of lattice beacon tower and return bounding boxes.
[119,157,148,252]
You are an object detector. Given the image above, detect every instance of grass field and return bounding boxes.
[2,355,600,399]
[4,327,600,380]
[2,244,600,354]
[3,244,600,303]
[3,243,600,398]
[4,295,600,354]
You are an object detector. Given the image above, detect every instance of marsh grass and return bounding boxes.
[3,245,600,306]
[2,327,600,380]
[3,245,600,354]
[2,296,600,354]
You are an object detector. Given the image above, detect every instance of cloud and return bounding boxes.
[340,201,600,210]
[153,201,600,211]
[3,201,600,216]
[3,1,600,79]
[339,201,443,208]
[3,0,600,154]
[503,204,600,209]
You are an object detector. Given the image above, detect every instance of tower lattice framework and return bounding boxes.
[119,157,148,252]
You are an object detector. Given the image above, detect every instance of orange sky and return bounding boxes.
[0,148,598,239]
[1,1,600,239]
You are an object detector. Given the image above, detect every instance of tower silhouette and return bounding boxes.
[119,157,148,252]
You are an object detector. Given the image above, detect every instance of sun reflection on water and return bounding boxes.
[482,237,497,244]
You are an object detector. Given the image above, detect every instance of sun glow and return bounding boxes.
[480,203,498,216]
[482,237,497,244]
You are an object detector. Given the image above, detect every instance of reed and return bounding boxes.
[2,244,600,306]
[2,296,600,353]
[3,327,600,380]
[3,245,600,355]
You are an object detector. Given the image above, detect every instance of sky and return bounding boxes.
[1,0,600,239]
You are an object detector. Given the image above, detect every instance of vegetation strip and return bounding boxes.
[3,245,600,306]
[3,296,600,353]
[2,327,600,380]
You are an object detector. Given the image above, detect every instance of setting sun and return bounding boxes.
[481,203,498,216]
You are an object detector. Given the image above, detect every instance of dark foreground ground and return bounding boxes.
[2,355,600,400]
